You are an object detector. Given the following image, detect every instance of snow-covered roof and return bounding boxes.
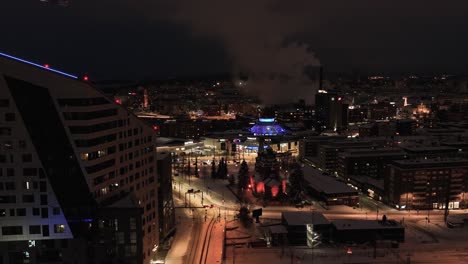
[332,219,403,230]
[302,165,358,195]
[282,211,329,226]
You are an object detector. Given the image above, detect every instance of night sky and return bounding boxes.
[2,0,468,80]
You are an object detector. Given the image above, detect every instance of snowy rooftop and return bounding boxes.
[391,158,468,168]
[302,165,358,195]
[269,225,288,234]
[282,211,329,226]
[333,219,403,230]
[339,148,405,158]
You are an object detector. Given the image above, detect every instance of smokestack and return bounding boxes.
[319,66,323,90]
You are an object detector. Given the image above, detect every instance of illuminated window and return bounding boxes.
[54,224,66,233]
[80,153,89,161]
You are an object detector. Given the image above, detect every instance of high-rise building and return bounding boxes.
[315,90,345,132]
[0,53,162,263]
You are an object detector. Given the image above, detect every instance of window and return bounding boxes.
[16,208,26,216]
[39,182,47,192]
[40,195,47,205]
[0,209,5,217]
[130,232,137,244]
[23,181,31,190]
[53,207,61,215]
[0,195,16,203]
[19,140,26,149]
[0,155,6,163]
[5,182,15,190]
[116,232,124,244]
[22,195,34,203]
[0,127,11,136]
[2,226,23,235]
[41,208,48,218]
[54,224,66,233]
[32,208,40,216]
[5,113,15,122]
[22,154,33,162]
[0,99,9,107]
[23,168,37,176]
[42,225,49,237]
[29,225,41,234]
[6,168,14,177]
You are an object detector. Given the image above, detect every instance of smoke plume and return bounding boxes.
[162,0,321,104]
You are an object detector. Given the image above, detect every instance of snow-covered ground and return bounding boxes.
[166,162,468,264]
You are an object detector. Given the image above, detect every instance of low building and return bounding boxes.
[332,219,405,243]
[303,166,359,206]
[281,211,330,246]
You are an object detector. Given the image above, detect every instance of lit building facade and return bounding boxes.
[385,159,468,210]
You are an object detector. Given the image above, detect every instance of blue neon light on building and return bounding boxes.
[0,52,78,79]
[250,118,287,136]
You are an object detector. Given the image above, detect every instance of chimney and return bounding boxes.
[319,66,323,90]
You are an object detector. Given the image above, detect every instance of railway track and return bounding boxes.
[199,217,216,264]
[186,210,202,263]
[186,209,217,264]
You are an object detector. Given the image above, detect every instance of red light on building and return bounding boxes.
[152,125,159,131]
[338,97,342,101]
[43,64,50,68]
[115,99,122,104]
[271,185,279,197]
[256,182,265,194]
[83,75,89,81]
[347,248,352,254]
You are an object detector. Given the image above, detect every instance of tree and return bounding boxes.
[217,158,226,179]
[211,159,216,180]
[224,159,229,180]
[187,160,191,177]
[288,161,304,202]
[228,174,236,186]
[237,159,249,191]
[237,205,252,227]
[194,157,199,178]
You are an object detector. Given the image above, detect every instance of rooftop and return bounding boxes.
[250,118,287,136]
[340,148,406,158]
[390,158,468,169]
[302,165,358,195]
[282,211,329,226]
[401,145,458,152]
[332,219,403,230]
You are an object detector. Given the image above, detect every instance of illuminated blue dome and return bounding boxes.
[250,118,287,136]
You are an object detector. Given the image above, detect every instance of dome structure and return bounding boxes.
[250,118,287,136]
